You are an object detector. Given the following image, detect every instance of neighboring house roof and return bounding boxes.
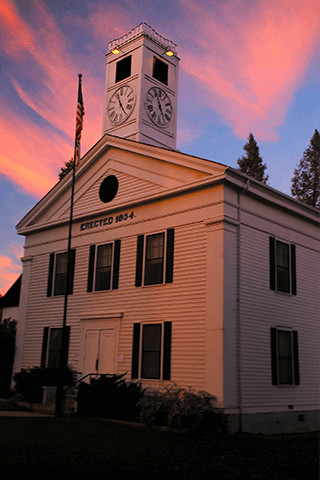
[0,275,22,308]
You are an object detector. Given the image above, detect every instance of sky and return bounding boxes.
[0,0,319,295]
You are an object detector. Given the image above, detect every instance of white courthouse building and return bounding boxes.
[15,24,319,433]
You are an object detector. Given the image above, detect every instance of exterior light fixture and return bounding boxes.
[165,47,174,57]
[112,46,121,54]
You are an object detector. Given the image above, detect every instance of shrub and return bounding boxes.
[139,384,224,433]
[77,373,143,421]
[0,318,16,397]
[14,366,75,403]
[14,368,43,403]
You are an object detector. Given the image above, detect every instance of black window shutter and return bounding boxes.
[291,244,297,295]
[270,328,278,385]
[293,330,300,385]
[112,240,121,290]
[165,229,175,284]
[269,237,275,291]
[131,323,141,379]
[41,327,49,367]
[47,253,55,297]
[163,321,172,380]
[67,249,76,294]
[135,236,144,287]
[87,245,96,292]
[63,326,71,366]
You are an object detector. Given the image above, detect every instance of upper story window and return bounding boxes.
[115,56,132,83]
[87,240,121,292]
[145,232,164,285]
[152,57,168,85]
[269,237,296,294]
[270,328,300,386]
[135,229,174,287]
[47,250,76,297]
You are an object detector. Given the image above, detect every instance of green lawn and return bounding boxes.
[0,417,318,480]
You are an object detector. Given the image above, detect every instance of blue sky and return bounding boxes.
[0,0,319,293]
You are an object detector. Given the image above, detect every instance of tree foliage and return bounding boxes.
[237,133,269,184]
[291,129,320,209]
[59,159,74,180]
[0,318,16,395]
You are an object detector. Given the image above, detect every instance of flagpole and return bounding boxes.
[55,74,83,418]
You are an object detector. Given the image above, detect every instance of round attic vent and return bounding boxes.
[99,175,119,203]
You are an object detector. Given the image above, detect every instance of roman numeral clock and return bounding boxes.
[107,85,136,125]
[145,87,173,127]
[103,23,179,150]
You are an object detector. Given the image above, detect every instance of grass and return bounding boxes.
[0,417,318,480]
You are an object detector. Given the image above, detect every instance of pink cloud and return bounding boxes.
[0,0,132,198]
[0,0,36,57]
[178,0,320,141]
[0,105,70,197]
[0,255,21,296]
[177,120,201,147]
[0,1,96,195]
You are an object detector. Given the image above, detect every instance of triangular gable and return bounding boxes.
[17,135,227,234]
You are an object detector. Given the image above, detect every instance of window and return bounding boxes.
[269,237,296,294]
[47,250,76,297]
[145,233,164,285]
[153,57,168,85]
[131,322,172,380]
[270,328,300,386]
[87,240,121,292]
[40,327,70,369]
[115,56,132,83]
[135,229,174,287]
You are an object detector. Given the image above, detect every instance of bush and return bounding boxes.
[139,384,224,433]
[77,373,143,421]
[0,318,16,397]
[14,366,75,403]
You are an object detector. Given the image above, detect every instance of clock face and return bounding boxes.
[108,85,136,125]
[145,87,173,127]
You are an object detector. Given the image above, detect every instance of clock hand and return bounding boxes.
[117,94,127,115]
[155,91,164,115]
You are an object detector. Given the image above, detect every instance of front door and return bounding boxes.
[83,329,116,376]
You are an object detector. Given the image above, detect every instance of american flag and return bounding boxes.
[75,74,84,166]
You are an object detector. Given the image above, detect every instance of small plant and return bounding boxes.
[139,384,224,433]
[14,366,75,403]
[77,373,143,420]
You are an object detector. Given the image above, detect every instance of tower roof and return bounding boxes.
[108,23,178,56]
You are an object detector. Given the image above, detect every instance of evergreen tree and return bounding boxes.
[59,158,74,180]
[237,133,269,184]
[291,129,320,209]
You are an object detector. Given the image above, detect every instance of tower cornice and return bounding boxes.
[108,23,178,56]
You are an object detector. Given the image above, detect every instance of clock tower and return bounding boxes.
[103,23,179,150]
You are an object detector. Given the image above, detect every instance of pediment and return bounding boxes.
[17,135,227,233]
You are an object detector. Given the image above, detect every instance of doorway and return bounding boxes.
[82,328,116,376]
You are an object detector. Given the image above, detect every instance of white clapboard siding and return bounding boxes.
[239,222,319,409]
[22,220,209,391]
[71,169,163,219]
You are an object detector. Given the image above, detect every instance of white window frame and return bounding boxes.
[275,328,295,386]
[275,240,291,294]
[93,242,114,292]
[142,231,167,287]
[139,322,165,380]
